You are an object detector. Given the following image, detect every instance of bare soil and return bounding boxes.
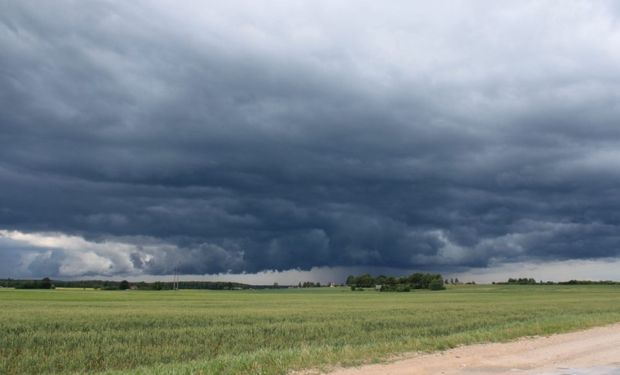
[317,323,620,375]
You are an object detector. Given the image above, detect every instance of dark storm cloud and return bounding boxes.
[2,1,620,277]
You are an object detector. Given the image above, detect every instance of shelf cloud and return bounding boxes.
[2,1,620,280]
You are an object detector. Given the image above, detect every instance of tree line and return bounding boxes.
[7,277,54,289]
[2,278,256,290]
[297,281,321,288]
[496,278,620,285]
[345,272,445,291]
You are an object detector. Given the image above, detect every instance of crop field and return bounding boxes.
[2,285,620,375]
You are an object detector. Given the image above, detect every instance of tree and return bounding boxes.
[345,275,356,285]
[40,277,53,289]
[356,274,374,287]
[119,280,130,290]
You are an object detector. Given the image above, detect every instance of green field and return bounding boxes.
[2,285,620,374]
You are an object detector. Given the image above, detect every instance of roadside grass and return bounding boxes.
[1,285,620,374]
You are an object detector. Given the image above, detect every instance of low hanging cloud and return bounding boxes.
[2,1,620,279]
[0,230,245,277]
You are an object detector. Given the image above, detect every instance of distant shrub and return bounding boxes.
[398,285,411,292]
[119,280,130,290]
[40,278,53,289]
[379,284,411,292]
[429,279,445,291]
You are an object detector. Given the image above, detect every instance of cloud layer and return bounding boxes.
[2,1,620,278]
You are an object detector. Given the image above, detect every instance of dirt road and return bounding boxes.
[322,323,620,375]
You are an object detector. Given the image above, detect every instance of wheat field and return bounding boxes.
[2,285,620,374]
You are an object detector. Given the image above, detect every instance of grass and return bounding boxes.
[2,285,620,374]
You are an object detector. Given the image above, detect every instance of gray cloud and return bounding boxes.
[2,1,620,278]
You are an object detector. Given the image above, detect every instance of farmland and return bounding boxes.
[2,285,620,374]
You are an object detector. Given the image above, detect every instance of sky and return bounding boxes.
[1,1,620,283]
